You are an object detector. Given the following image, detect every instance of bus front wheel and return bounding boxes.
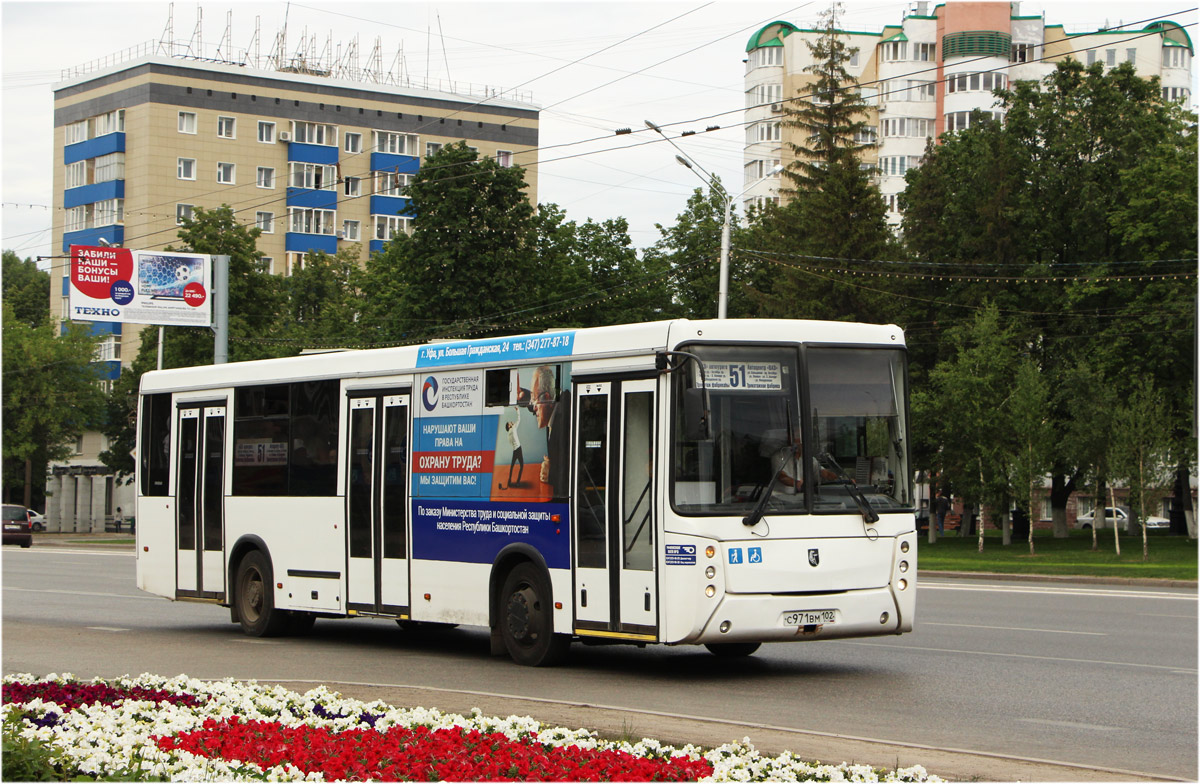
[499,563,569,666]
[235,550,288,637]
[705,642,761,657]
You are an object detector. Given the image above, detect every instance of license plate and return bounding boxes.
[4,524,21,531]
[782,609,837,626]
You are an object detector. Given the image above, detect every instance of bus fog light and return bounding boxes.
[880,612,889,624]
[899,560,909,573]
[705,545,715,559]
[719,620,731,634]
[705,566,715,579]
[898,578,908,591]
[900,540,910,553]
[705,585,716,598]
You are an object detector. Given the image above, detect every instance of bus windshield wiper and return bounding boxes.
[742,456,788,527]
[818,452,879,525]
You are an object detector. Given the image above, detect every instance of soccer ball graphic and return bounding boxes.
[174,265,192,283]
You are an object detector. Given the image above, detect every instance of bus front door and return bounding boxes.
[175,400,227,600]
[346,392,410,617]
[572,378,658,641]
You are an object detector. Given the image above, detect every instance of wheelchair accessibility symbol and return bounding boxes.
[748,546,762,563]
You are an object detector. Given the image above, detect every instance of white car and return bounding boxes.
[1075,506,1169,532]
[27,510,45,532]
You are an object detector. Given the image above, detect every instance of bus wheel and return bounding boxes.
[499,563,569,666]
[705,642,761,657]
[235,550,288,637]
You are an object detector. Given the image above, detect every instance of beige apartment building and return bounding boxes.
[742,1,1194,225]
[48,46,539,531]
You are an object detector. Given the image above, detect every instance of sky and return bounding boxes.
[2,0,1196,264]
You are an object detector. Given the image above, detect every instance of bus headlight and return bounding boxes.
[898,578,908,591]
[705,585,716,598]
[705,545,716,559]
[705,566,715,579]
[898,560,909,573]
[900,540,910,553]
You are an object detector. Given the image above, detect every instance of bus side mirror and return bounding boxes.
[683,388,710,441]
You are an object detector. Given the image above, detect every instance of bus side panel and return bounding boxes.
[409,560,489,626]
[136,497,176,599]
[659,532,721,644]
[226,496,345,613]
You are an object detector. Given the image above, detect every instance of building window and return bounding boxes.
[95,335,121,362]
[65,120,88,145]
[1106,49,1117,67]
[256,211,274,233]
[344,132,362,153]
[1086,49,1098,66]
[256,166,275,189]
[1163,86,1191,102]
[1011,42,1036,63]
[91,109,124,137]
[878,156,922,177]
[755,121,781,142]
[1164,46,1192,69]
[373,214,411,241]
[750,46,783,69]
[289,162,336,190]
[496,150,513,167]
[882,40,907,61]
[218,116,236,138]
[178,111,197,134]
[258,121,276,143]
[257,257,273,273]
[288,207,336,235]
[65,206,85,233]
[374,170,412,196]
[1126,48,1137,64]
[881,117,932,138]
[342,219,360,241]
[947,72,1007,93]
[912,42,935,62]
[93,152,124,183]
[217,162,236,184]
[342,176,361,197]
[176,204,194,225]
[945,110,1003,133]
[291,121,337,146]
[853,127,878,145]
[177,157,196,180]
[69,199,124,231]
[426,142,443,157]
[375,130,418,155]
[65,160,86,189]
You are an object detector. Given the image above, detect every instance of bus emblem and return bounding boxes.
[808,548,820,567]
[421,376,439,411]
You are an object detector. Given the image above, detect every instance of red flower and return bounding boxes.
[2,682,203,713]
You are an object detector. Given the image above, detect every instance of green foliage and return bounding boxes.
[1109,379,1171,556]
[279,247,366,346]
[2,302,105,499]
[643,183,736,319]
[2,712,61,781]
[2,250,51,329]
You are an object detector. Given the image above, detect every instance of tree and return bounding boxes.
[363,142,538,341]
[3,302,105,506]
[279,247,366,347]
[1109,379,1170,561]
[2,251,51,329]
[1005,358,1055,555]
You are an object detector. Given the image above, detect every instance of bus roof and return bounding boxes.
[139,318,905,394]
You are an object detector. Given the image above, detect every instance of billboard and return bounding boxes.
[69,245,212,327]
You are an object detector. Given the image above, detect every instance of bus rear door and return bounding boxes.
[346,391,410,617]
[572,378,658,642]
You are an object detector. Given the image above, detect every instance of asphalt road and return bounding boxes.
[3,544,1196,780]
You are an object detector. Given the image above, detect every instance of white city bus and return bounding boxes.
[135,319,916,665]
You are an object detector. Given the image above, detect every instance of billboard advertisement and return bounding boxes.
[68,245,212,327]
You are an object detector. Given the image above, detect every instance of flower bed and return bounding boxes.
[2,673,942,782]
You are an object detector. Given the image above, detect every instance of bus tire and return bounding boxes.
[234,550,288,637]
[705,642,761,657]
[499,562,569,666]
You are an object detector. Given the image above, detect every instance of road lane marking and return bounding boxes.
[832,639,1198,673]
[86,626,129,632]
[12,547,134,557]
[1019,718,1121,732]
[923,622,1105,636]
[919,582,1196,601]
[4,586,159,602]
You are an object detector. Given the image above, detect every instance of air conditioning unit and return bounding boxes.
[279,131,292,142]
[770,103,783,113]
[336,230,345,239]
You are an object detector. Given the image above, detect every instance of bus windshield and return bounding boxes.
[671,345,911,516]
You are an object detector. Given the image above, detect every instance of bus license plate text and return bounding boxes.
[783,609,836,626]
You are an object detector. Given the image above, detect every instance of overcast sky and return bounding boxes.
[2,1,1195,263]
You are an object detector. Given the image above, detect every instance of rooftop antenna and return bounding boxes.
[216,9,232,62]
[187,5,203,59]
[158,2,175,57]
[247,15,261,69]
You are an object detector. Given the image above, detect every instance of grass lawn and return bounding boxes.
[917,529,1197,581]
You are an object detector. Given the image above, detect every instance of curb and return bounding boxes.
[920,569,1197,589]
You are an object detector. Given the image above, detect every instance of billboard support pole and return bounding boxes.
[213,255,229,365]
[157,327,164,370]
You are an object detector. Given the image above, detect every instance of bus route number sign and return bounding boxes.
[704,362,782,391]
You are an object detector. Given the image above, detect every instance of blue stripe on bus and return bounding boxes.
[412,499,570,568]
[415,332,575,367]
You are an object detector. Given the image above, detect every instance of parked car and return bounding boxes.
[2,504,34,548]
[1075,506,1169,532]
[27,509,46,532]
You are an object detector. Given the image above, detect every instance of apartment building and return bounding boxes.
[743,1,1194,225]
[48,47,539,531]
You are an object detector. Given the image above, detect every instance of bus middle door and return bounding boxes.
[346,391,410,617]
[175,399,227,600]
[572,378,658,642]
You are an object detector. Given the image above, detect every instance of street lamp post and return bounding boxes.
[647,120,780,319]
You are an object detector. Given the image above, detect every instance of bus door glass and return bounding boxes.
[175,400,226,599]
[572,379,658,638]
[346,391,410,616]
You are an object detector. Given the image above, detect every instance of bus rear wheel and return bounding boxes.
[705,642,761,657]
[235,550,288,637]
[499,563,569,666]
